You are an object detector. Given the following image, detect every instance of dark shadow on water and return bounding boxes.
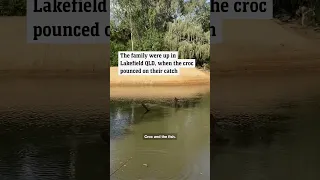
[211,96,320,180]
[0,107,109,180]
[212,112,291,148]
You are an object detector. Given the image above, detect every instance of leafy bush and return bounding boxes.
[274,0,320,22]
[0,0,26,16]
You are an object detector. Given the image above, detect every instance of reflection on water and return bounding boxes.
[0,107,109,180]
[212,75,320,180]
[110,95,210,179]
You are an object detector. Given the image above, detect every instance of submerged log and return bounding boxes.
[174,97,178,108]
[141,103,150,113]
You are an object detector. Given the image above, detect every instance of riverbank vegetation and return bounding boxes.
[111,0,210,67]
[274,0,320,28]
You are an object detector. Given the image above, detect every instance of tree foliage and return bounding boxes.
[164,0,210,66]
[110,0,210,67]
[164,19,210,66]
[0,0,26,16]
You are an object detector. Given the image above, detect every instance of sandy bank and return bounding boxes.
[210,19,320,115]
[211,19,320,76]
[110,67,210,86]
[0,78,109,109]
[111,85,209,99]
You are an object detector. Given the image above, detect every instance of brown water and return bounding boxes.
[2,73,320,180]
[0,107,109,180]
[0,79,210,180]
[212,74,320,180]
[0,79,109,180]
[110,95,210,179]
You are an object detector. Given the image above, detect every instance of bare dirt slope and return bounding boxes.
[211,19,320,75]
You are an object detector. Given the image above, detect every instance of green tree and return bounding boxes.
[110,0,210,67]
[164,18,210,66]
[164,0,210,66]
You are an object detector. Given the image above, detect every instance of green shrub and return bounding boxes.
[0,0,26,16]
[274,0,320,23]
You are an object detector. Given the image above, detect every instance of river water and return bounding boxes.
[0,106,110,180]
[2,73,320,180]
[110,95,210,179]
[0,79,210,180]
[212,73,320,180]
[0,79,110,180]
